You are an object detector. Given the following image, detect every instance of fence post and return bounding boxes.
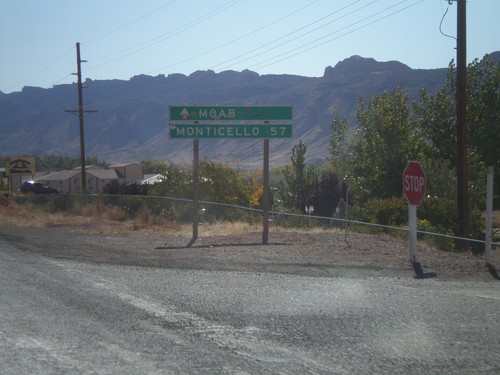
[485,166,493,265]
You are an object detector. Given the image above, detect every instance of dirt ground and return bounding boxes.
[1,196,498,282]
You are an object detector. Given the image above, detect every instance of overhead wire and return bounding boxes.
[36,0,427,112]
[85,0,242,72]
[2,47,74,92]
[85,0,374,109]
[84,0,327,109]
[248,0,423,71]
[82,0,177,45]
[145,0,323,75]
[212,0,378,71]
[1,1,176,93]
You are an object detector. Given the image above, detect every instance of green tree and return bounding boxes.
[140,159,169,174]
[148,159,253,206]
[350,87,426,202]
[328,108,351,180]
[414,66,456,166]
[416,56,500,169]
[277,140,317,211]
[467,56,500,172]
[199,159,251,206]
[148,163,191,199]
[416,55,500,206]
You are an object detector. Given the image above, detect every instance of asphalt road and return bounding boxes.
[1,236,499,374]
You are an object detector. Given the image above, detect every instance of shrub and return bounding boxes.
[350,197,407,227]
[417,219,455,252]
[350,195,485,252]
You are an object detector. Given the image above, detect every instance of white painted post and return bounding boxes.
[409,204,417,263]
[485,166,493,265]
[345,188,349,243]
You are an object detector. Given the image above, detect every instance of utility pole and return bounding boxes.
[65,42,96,192]
[455,0,469,249]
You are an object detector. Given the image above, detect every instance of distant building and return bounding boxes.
[109,163,143,184]
[11,162,144,194]
[40,169,119,194]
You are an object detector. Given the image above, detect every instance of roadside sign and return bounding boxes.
[169,105,293,244]
[169,105,292,123]
[170,124,292,139]
[169,105,293,139]
[403,161,426,206]
[403,161,426,264]
[6,156,36,176]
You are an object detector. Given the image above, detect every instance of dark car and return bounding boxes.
[19,181,58,194]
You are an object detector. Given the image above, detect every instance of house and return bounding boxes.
[10,162,144,194]
[109,163,143,184]
[40,168,119,194]
[40,163,144,194]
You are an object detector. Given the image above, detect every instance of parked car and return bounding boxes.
[19,181,58,194]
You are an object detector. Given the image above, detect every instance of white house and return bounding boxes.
[11,162,144,194]
[40,168,119,194]
[109,163,143,184]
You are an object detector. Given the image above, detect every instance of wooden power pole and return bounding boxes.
[65,42,96,192]
[456,0,469,248]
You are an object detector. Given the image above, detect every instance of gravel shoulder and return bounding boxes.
[1,223,497,282]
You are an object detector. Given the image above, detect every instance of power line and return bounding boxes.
[77,0,424,111]
[212,0,377,71]
[85,0,242,72]
[82,0,375,108]
[19,0,426,112]
[83,0,176,45]
[2,47,73,92]
[145,0,323,75]
[248,0,424,71]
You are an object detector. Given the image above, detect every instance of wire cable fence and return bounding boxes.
[12,193,500,256]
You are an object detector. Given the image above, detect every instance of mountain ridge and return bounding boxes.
[1,53,497,168]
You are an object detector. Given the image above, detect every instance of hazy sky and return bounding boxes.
[1,0,498,93]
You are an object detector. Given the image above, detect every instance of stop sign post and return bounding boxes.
[403,161,426,263]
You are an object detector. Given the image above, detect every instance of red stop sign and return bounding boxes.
[403,161,426,206]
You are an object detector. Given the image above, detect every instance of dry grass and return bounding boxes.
[0,195,40,228]
[2,195,497,249]
[1,195,343,238]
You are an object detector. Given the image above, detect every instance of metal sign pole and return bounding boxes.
[485,166,493,265]
[190,138,199,246]
[262,139,270,245]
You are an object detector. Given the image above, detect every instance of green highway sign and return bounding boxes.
[170,123,292,139]
[169,105,292,123]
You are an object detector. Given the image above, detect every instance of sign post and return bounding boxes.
[169,105,293,245]
[403,161,426,263]
[262,139,270,244]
